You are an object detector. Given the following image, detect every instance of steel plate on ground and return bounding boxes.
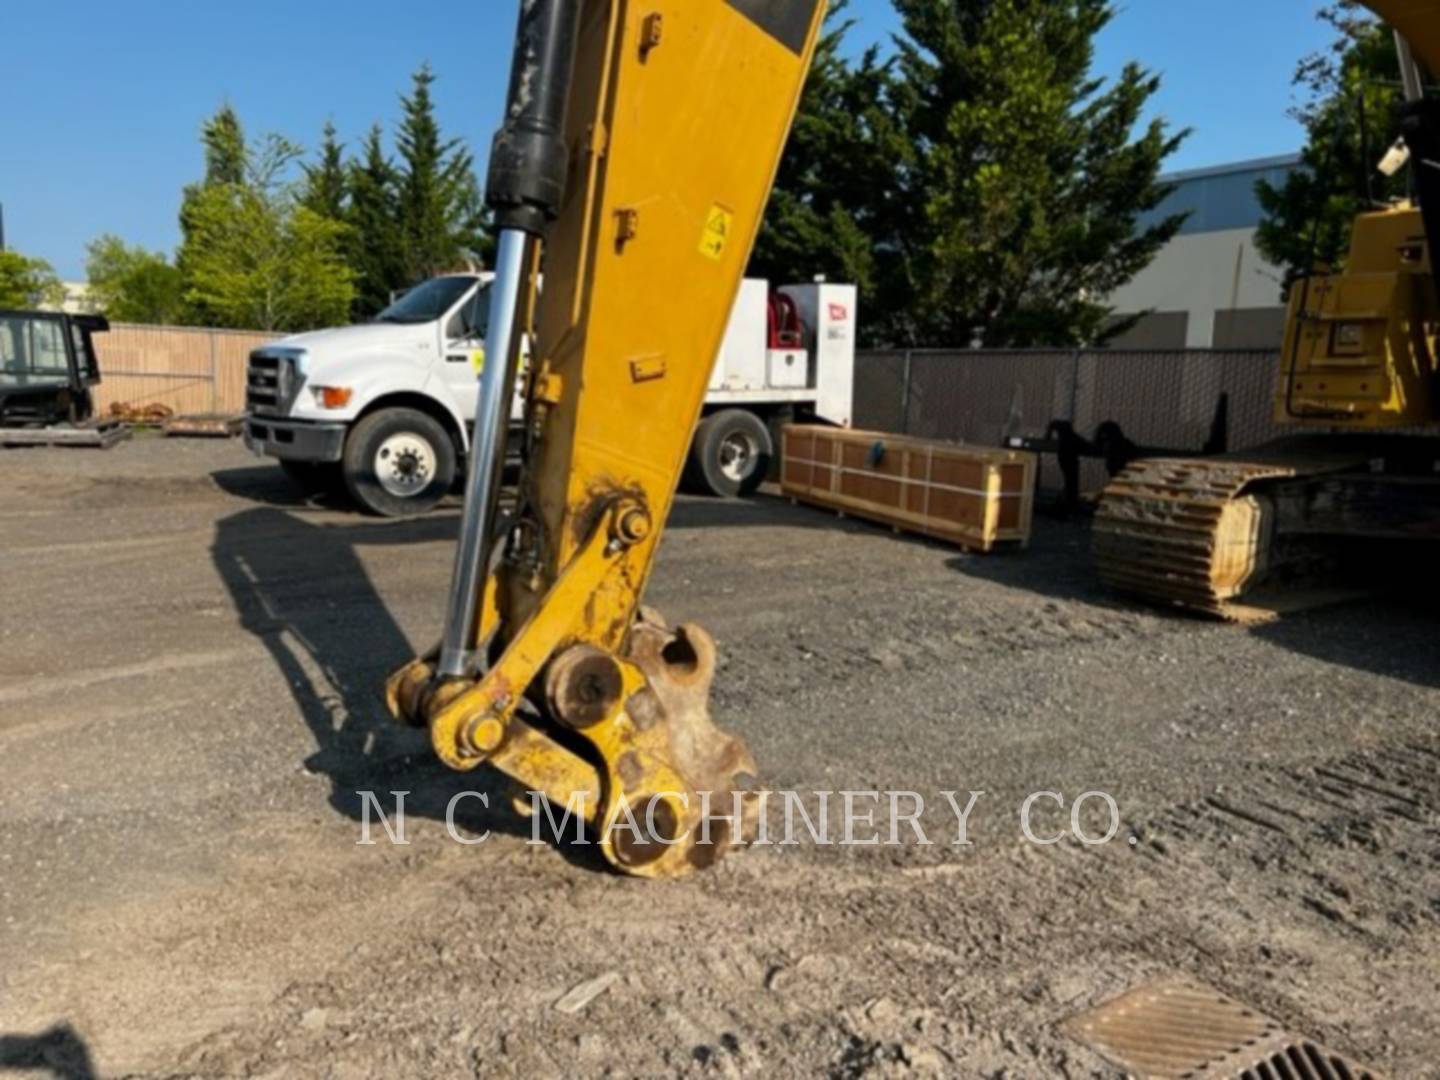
[1062,979,1380,1079]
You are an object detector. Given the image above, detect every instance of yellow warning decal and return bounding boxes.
[470,347,486,375]
[699,205,734,261]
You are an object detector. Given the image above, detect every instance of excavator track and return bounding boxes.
[1093,457,1303,623]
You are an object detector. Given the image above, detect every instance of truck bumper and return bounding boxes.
[244,416,347,464]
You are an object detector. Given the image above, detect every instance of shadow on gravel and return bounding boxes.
[1250,600,1440,689]
[942,517,1125,608]
[210,463,346,510]
[0,1024,96,1080]
[210,466,606,872]
[667,489,877,533]
[677,491,1134,612]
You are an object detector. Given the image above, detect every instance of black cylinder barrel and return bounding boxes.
[486,0,584,236]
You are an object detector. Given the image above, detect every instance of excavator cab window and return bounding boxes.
[0,313,72,389]
[70,321,101,383]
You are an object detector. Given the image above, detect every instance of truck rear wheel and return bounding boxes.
[687,409,772,498]
[342,407,456,518]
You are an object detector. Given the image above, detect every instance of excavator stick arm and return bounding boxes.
[389,0,827,877]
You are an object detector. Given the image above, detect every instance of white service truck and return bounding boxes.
[244,274,856,516]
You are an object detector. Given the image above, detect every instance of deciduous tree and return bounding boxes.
[85,236,185,324]
[177,110,354,331]
[0,251,64,310]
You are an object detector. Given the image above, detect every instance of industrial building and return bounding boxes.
[1109,153,1302,349]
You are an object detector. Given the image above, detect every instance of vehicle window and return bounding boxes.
[71,324,100,380]
[445,285,491,341]
[375,277,478,326]
[0,316,70,387]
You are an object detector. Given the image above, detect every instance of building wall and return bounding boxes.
[1109,155,1299,350]
[1109,226,1288,348]
[58,282,101,315]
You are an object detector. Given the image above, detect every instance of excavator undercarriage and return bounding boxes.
[1095,438,1440,622]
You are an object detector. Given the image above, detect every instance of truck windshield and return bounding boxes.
[0,315,71,388]
[375,277,477,325]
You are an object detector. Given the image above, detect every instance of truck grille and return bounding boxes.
[246,352,296,416]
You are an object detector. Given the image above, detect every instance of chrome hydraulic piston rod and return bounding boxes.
[435,0,583,679]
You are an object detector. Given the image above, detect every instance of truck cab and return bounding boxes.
[245,274,854,516]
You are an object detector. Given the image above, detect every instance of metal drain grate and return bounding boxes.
[1062,980,1381,1080]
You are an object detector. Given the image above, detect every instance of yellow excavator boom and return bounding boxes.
[1366,0,1440,73]
[388,0,827,878]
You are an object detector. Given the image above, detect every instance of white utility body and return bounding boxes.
[245,274,855,516]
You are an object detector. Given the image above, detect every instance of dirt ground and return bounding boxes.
[1,436,1437,1079]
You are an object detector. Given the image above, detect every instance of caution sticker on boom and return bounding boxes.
[699,205,734,261]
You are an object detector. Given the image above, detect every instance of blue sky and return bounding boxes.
[5,1,1335,279]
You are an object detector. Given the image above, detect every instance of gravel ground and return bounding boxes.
[1,436,1437,1078]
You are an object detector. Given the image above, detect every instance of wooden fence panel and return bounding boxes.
[93,324,276,416]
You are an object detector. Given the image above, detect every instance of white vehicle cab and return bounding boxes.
[245,273,855,516]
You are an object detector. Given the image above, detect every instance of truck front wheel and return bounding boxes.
[687,409,773,498]
[342,408,456,517]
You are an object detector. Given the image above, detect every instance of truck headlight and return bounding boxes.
[311,386,354,409]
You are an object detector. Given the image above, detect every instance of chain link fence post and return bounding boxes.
[900,349,913,435]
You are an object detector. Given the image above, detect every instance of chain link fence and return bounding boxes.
[854,348,1287,495]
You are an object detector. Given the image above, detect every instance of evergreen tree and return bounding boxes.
[875,0,1186,346]
[1255,4,1411,286]
[302,122,349,221]
[347,125,408,318]
[394,65,487,281]
[751,1,896,300]
[201,105,247,186]
[759,0,1184,347]
[177,105,250,324]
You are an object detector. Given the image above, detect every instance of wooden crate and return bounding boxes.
[781,426,1035,552]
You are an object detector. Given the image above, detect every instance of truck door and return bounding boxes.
[438,284,491,421]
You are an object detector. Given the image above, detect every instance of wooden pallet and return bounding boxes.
[781,426,1035,552]
[0,420,132,450]
[163,413,245,438]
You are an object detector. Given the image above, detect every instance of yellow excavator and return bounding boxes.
[1095,0,1440,621]
[386,0,827,878]
[384,0,1433,878]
